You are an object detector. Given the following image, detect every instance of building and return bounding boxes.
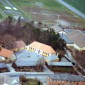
[26,41,56,56]
[59,33,74,47]
[0,75,19,85]
[10,40,26,52]
[50,24,64,33]
[14,50,43,67]
[47,57,73,67]
[67,30,85,51]
[26,41,59,62]
[47,73,85,85]
[59,29,85,51]
[0,48,16,62]
[0,63,9,73]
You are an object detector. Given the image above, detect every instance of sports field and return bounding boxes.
[64,0,85,14]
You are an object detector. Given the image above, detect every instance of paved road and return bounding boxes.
[57,0,85,19]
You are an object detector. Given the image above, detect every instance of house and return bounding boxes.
[47,73,85,85]
[0,48,16,62]
[26,41,56,56]
[26,41,59,62]
[10,40,26,52]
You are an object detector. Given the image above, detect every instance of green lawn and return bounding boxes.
[0,13,3,19]
[64,0,85,14]
[10,0,72,11]
[0,2,5,10]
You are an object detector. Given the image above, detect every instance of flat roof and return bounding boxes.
[49,73,85,82]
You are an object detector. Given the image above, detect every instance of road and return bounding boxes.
[57,0,85,19]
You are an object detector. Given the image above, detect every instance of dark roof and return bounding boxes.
[49,73,85,82]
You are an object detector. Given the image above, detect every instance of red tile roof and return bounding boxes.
[0,48,13,58]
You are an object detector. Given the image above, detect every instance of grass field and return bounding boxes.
[9,0,85,26]
[64,0,85,14]
[0,13,3,19]
[0,2,5,10]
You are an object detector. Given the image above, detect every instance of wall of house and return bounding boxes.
[47,77,85,85]
[74,44,85,51]
[26,46,50,57]
[67,43,85,51]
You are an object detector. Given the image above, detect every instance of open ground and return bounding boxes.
[9,0,85,26]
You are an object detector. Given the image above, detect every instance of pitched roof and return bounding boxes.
[12,40,26,49]
[15,50,43,66]
[67,30,85,48]
[29,41,56,54]
[0,48,13,58]
[49,73,85,82]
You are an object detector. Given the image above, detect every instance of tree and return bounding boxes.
[16,17,21,25]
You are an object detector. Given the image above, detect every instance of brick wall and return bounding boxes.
[47,77,85,85]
